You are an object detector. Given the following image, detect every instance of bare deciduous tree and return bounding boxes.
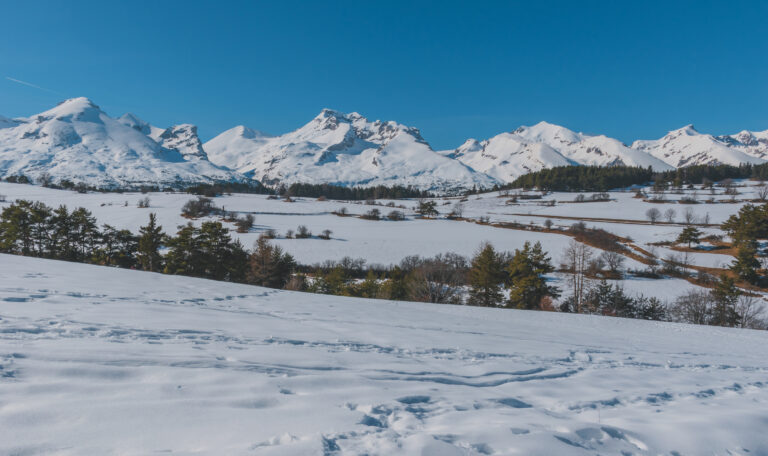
[646,208,661,224]
[756,184,768,202]
[562,240,593,313]
[407,253,467,304]
[600,250,626,273]
[735,295,767,329]
[664,208,676,223]
[683,207,697,225]
[670,289,712,325]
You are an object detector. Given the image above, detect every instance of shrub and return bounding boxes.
[387,210,405,221]
[361,208,381,220]
[416,200,439,217]
[319,229,332,240]
[296,225,312,238]
[181,197,218,218]
[235,214,255,233]
[263,229,277,239]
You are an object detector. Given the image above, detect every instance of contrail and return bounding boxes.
[5,76,64,96]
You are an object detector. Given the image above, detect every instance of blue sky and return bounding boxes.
[1,0,766,149]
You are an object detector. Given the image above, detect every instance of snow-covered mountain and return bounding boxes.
[2,97,766,191]
[716,129,768,161]
[446,135,575,182]
[446,122,675,182]
[514,122,675,170]
[0,115,19,130]
[0,98,243,188]
[117,114,207,161]
[632,125,766,167]
[205,109,498,192]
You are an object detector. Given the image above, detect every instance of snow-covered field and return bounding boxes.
[1,181,765,300]
[1,254,767,455]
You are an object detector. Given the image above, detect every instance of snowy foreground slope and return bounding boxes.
[1,255,767,455]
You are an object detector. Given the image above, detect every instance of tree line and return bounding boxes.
[504,163,768,192]
[280,183,432,200]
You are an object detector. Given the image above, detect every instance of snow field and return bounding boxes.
[1,255,768,455]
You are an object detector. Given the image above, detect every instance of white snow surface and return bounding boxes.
[0,98,243,187]
[1,254,767,455]
[3,181,763,299]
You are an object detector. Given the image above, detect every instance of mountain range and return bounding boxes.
[1,97,766,191]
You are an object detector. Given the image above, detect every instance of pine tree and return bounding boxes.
[710,274,741,327]
[382,266,408,300]
[676,226,702,248]
[731,242,760,284]
[508,241,559,309]
[137,213,164,272]
[722,203,768,244]
[248,235,296,288]
[29,201,52,257]
[197,221,234,280]
[358,270,380,298]
[50,205,75,260]
[70,207,98,262]
[164,223,201,276]
[467,243,505,307]
[97,224,137,267]
[0,200,34,255]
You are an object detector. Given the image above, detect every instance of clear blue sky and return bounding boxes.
[1,0,766,149]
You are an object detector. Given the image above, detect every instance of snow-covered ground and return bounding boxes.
[2,181,765,300]
[1,255,767,455]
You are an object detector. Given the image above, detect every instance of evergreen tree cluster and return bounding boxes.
[507,166,654,192]
[0,201,292,287]
[505,163,768,193]
[283,183,432,200]
[560,280,666,320]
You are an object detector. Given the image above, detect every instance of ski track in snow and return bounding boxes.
[1,255,768,455]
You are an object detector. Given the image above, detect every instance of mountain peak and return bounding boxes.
[670,124,698,135]
[41,97,103,121]
[316,108,346,118]
[56,97,99,112]
[514,121,582,145]
[232,125,270,139]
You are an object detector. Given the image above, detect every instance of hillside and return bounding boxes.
[1,254,766,455]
